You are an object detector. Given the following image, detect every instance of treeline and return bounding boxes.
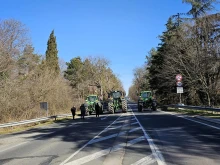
[0,19,123,123]
[129,0,220,106]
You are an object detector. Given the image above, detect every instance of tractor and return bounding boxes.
[107,91,127,113]
[85,95,103,115]
[137,91,157,111]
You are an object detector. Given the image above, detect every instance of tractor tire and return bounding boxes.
[122,100,127,113]
[108,102,114,114]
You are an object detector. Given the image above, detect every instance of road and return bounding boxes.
[0,103,220,165]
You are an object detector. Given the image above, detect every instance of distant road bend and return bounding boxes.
[0,102,220,165]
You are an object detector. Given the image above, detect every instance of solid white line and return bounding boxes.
[131,154,156,165]
[0,141,28,153]
[65,136,145,165]
[0,123,79,154]
[60,114,123,165]
[180,116,220,130]
[132,111,166,165]
[161,110,220,130]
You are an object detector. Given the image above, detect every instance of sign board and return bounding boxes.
[176,74,182,81]
[176,82,183,87]
[177,87,183,93]
[40,102,48,111]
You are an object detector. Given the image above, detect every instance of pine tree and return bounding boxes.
[46,30,60,74]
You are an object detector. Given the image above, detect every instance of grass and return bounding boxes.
[163,107,220,119]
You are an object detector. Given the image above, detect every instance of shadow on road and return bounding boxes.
[1,104,220,165]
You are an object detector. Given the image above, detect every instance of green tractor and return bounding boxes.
[138,91,156,111]
[85,95,103,115]
[107,91,127,113]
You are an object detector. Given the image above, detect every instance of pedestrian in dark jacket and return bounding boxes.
[95,103,100,117]
[80,104,86,120]
[71,106,76,120]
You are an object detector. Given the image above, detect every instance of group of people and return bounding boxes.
[70,103,101,120]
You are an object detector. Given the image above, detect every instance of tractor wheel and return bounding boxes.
[108,102,114,114]
[122,100,127,113]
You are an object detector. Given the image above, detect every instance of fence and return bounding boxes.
[0,114,72,129]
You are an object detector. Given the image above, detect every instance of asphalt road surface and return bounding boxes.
[0,103,220,165]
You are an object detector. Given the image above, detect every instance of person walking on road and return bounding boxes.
[71,106,76,120]
[95,102,100,117]
[80,104,86,120]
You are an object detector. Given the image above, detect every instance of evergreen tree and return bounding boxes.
[45,30,60,74]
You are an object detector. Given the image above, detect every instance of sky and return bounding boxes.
[0,0,198,94]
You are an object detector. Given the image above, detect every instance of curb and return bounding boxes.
[194,116,220,125]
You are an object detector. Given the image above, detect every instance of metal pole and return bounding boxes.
[180,93,182,104]
[47,103,49,117]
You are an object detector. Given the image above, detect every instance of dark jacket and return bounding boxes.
[71,107,76,115]
[80,104,86,116]
[95,103,100,114]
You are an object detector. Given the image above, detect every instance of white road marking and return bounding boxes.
[162,110,220,130]
[0,141,28,153]
[131,154,156,165]
[89,127,141,144]
[65,136,145,165]
[101,114,110,120]
[103,121,138,132]
[131,109,166,165]
[129,127,142,133]
[0,123,79,154]
[60,114,123,165]
[88,131,126,144]
[180,116,220,130]
[114,119,129,124]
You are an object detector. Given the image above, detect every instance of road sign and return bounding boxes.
[176,82,183,87]
[177,87,183,93]
[176,74,182,81]
[40,102,48,111]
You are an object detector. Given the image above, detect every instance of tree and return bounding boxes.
[18,45,40,75]
[0,19,29,79]
[182,0,218,18]
[45,30,60,74]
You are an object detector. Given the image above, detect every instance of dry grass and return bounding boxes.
[0,67,84,124]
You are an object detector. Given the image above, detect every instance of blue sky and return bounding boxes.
[0,0,212,94]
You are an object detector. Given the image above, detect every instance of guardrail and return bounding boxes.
[163,104,220,112]
[0,114,72,129]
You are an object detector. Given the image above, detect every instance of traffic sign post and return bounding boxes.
[40,102,49,117]
[176,74,183,104]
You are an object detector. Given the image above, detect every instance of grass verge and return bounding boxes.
[163,107,220,119]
